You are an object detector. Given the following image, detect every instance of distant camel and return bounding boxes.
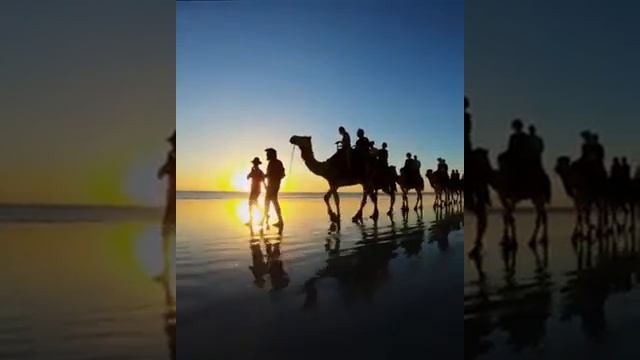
[397,170,424,211]
[556,156,634,232]
[426,169,449,207]
[290,135,395,222]
[555,157,604,233]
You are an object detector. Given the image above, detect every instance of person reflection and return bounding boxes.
[248,227,289,291]
[157,225,175,360]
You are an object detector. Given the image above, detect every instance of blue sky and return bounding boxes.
[466,0,640,205]
[177,0,463,191]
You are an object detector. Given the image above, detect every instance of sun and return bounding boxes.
[231,171,250,192]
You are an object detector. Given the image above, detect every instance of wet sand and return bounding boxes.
[178,193,463,359]
[465,210,640,359]
[0,208,174,359]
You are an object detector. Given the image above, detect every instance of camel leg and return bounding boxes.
[385,188,395,216]
[369,189,379,220]
[324,190,335,219]
[353,189,367,222]
[402,190,408,210]
[332,189,341,220]
[530,201,542,247]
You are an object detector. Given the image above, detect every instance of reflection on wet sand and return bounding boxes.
[465,222,640,359]
[248,226,290,291]
[179,194,464,358]
[157,225,176,360]
[301,205,462,309]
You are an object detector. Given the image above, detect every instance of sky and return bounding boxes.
[177,0,463,192]
[466,0,640,206]
[0,1,175,205]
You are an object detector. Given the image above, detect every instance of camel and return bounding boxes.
[492,155,551,247]
[426,169,450,207]
[397,170,424,211]
[466,148,492,257]
[556,156,634,233]
[555,156,604,233]
[289,135,396,222]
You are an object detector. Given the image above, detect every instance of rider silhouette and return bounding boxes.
[528,125,544,169]
[378,142,389,167]
[336,126,351,170]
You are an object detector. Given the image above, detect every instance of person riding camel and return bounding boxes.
[335,126,351,171]
[413,155,421,174]
[500,118,528,173]
[354,128,372,173]
[528,125,544,171]
[378,142,389,168]
[355,128,371,154]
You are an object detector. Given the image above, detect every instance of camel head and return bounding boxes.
[289,135,312,152]
[426,169,434,179]
[555,156,571,176]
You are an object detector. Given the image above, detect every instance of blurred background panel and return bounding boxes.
[0,1,175,359]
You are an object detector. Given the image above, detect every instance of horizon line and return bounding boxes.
[177,190,437,194]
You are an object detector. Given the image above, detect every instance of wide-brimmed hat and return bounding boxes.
[251,157,262,165]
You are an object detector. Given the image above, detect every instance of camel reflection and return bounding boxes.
[561,226,640,339]
[465,221,640,359]
[302,208,450,309]
[464,238,553,359]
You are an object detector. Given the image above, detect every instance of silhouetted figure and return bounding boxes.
[437,157,448,173]
[611,157,622,182]
[528,125,544,169]
[354,128,371,160]
[158,131,176,225]
[263,148,285,228]
[378,142,389,168]
[336,126,351,170]
[402,152,421,183]
[499,119,528,173]
[621,157,631,184]
[246,157,265,225]
[413,155,421,173]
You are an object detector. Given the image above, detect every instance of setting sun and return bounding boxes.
[231,171,250,192]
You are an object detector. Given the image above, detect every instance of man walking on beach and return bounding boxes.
[264,148,285,228]
[246,157,265,225]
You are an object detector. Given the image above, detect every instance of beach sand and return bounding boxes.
[465,210,640,359]
[178,193,463,359]
[0,207,174,359]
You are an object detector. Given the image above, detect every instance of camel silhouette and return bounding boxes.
[290,135,396,222]
[397,168,424,211]
[477,150,551,248]
[556,156,634,233]
[555,156,605,233]
[426,168,450,207]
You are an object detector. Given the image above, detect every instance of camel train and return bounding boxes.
[289,134,462,224]
[466,96,638,258]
